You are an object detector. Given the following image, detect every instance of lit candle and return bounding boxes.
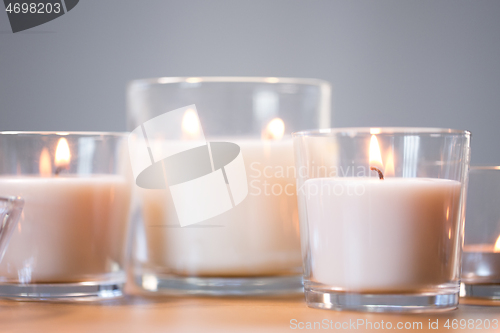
[140,117,301,277]
[462,235,500,283]
[0,136,131,284]
[303,135,462,291]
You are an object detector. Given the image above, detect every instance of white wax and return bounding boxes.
[0,176,131,283]
[304,177,462,292]
[140,139,302,276]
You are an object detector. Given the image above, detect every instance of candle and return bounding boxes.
[302,133,462,292]
[304,177,461,291]
[140,138,302,276]
[294,128,470,311]
[0,136,131,284]
[0,176,131,283]
[462,237,500,284]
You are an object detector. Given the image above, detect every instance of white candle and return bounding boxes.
[462,244,500,283]
[0,176,131,283]
[304,177,462,292]
[140,139,302,276]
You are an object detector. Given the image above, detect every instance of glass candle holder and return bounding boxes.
[0,197,24,262]
[127,77,331,295]
[293,128,470,312]
[0,132,132,300]
[461,167,500,300]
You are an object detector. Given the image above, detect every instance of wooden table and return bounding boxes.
[1,294,499,332]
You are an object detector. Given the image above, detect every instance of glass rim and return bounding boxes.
[0,195,23,205]
[470,166,500,170]
[128,76,331,88]
[0,131,128,137]
[292,127,471,137]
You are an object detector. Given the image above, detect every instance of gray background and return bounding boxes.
[0,0,499,164]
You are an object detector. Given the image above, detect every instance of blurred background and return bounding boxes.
[0,0,499,164]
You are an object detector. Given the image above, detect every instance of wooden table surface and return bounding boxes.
[0,293,499,333]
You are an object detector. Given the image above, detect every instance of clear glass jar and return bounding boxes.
[127,77,331,295]
[0,132,132,300]
[461,166,500,300]
[293,127,470,312]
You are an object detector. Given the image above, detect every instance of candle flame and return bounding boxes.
[494,235,500,253]
[385,149,395,177]
[55,138,71,168]
[369,135,383,169]
[181,108,201,138]
[39,148,52,177]
[263,118,285,140]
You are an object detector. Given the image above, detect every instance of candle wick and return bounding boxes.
[370,166,384,180]
[54,166,66,176]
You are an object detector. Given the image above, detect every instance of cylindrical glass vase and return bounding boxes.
[293,128,470,312]
[127,77,331,295]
